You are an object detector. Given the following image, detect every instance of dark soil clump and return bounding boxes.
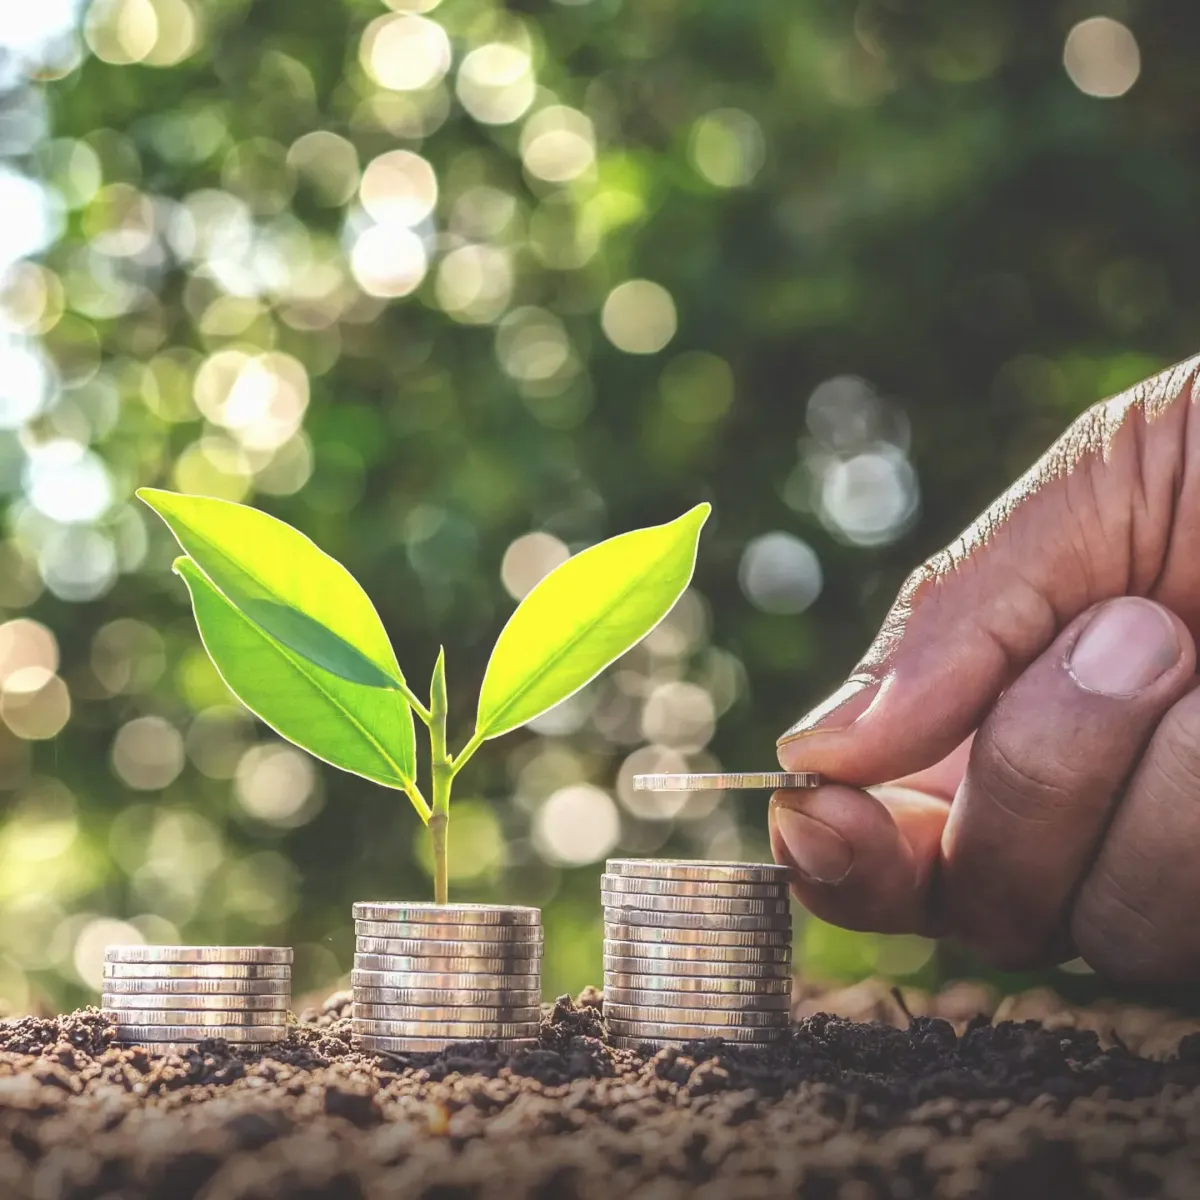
[0,983,1198,1199]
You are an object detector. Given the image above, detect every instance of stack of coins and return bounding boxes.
[602,860,793,1049]
[103,946,292,1050]
[350,902,542,1054]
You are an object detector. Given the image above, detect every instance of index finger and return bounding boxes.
[778,357,1200,786]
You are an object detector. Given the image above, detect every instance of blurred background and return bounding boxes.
[0,0,1194,1013]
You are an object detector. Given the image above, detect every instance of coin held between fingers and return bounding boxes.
[633,772,822,791]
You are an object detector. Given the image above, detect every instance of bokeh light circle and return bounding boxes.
[235,742,320,827]
[520,106,595,183]
[1063,17,1140,98]
[111,716,186,790]
[819,448,919,547]
[534,784,620,865]
[689,108,765,188]
[360,150,438,227]
[500,531,569,600]
[350,225,428,298]
[457,44,535,125]
[739,532,823,615]
[601,280,677,354]
[435,243,512,323]
[360,14,452,92]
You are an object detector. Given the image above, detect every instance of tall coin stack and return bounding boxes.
[351,903,542,1053]
[103,946,292,1050]
[602,860,793,1049]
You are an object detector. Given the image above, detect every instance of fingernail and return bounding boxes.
[772,805,853,884]
[778,678,876,745]
[1068,598,1180,697]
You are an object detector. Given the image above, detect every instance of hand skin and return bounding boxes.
[771,355,1200,987]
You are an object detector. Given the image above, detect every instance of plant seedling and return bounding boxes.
[137,489,710,904]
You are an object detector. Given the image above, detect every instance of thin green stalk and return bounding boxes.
[394,680,433,726]
[428,647,450,905]
[404,779,432,824]
[449,729,486,779]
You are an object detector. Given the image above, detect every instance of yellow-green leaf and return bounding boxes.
[475,504,711,740]
[174,557,420,805]
[138,488,402,691]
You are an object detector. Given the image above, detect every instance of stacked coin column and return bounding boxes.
[601,860,793,1048]
[351,903,542,1054]
[103,946,292,1050]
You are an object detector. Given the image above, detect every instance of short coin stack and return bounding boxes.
[602,859,793,1049]
[350,902,542,1054]
[103,946,292,1050]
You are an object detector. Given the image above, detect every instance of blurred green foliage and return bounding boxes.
[0,0,1193,1012]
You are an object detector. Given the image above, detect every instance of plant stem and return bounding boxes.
[449,729,486,778]
[428,648,450,905]
[395,680,433,726]
[404,781,431,824]
[429,807,448,905]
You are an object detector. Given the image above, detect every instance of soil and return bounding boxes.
[0,980,1199,1199]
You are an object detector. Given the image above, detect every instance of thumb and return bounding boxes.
[779,355,1200,786]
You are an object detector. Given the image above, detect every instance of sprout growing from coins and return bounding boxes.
[138,489,710,905]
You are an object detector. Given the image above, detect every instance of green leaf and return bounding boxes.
[174,557,420,804]
[475,503,711,740]
[138,488,402,691]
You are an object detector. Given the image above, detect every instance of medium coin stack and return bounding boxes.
[350,902,542,1054]
[602,859,794,1049]
[102,945,292,1050]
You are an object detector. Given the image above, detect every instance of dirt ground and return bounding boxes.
[0,980,1198,1199]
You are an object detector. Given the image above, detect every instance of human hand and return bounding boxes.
[770,356,1200,985]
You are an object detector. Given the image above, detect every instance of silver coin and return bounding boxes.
[350,969,540,991]
[603,922,790,949]
[602,987,791,1012]
[603,972,791,995]
[102,993,288,1012]
[351,1018,537,1039]
[105,945,292,965]
[352,1003,539,1024]
[354,921,543,943]
[355,1034,537,1054]
[603,907,791,933]
[603,939,790,965]
[117,1042,285,1056]
[605,1018,787,1043]
[601,891,788,916]
[355,937,544,960]
[113,1024,287,1043]
[119,1043,218,1056]
[353,953,540,975]
[351,987,541,1008]
[100,977,291,996]
[600,874,786,900]
[608,1034,780,1052]
[604,955,788,979]
[104,963,291,980]
[632,772,821,791]
[602,1002,787,1028]
[606,860,792,885]
[105,1008,288,1027]
[351,903,539,926]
